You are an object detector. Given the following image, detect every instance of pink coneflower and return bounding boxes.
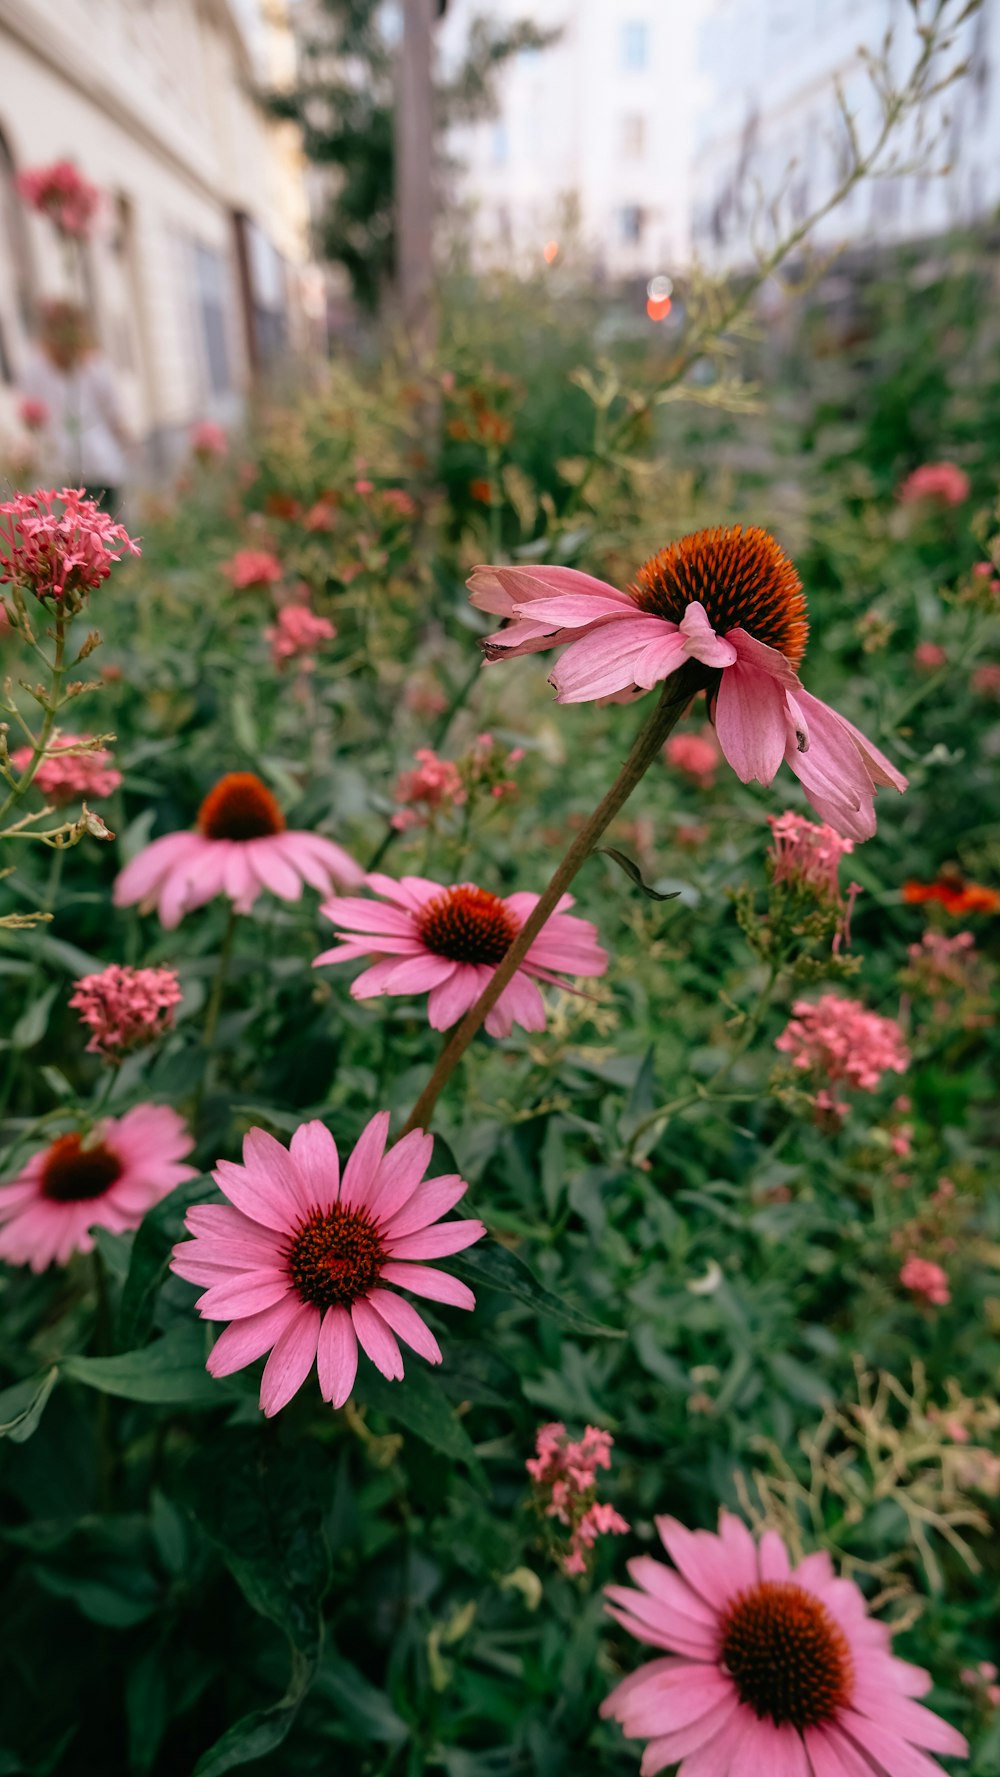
[265,602,336,672]
[19,398,49,432]
[469,528,907,840]
[0,488,140,609]
[0,1106,195,1272]
[900,1254,951,1306]
[223,548,282,591]
[601,1510,967,1777]
[191,420,227,462]
[664,728,720,788]
[170,1115,485,1415]
[767,812,854,901]
[899,462,970,506]
[913,642,947,671]
[314,872,608,1037]
[69,964,182,1059]
[775,994,909,1093]
[10,734,121,805]
[16,160,101,235]
[113,771,362,929]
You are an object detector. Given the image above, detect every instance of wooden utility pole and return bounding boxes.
[395,0,437,355]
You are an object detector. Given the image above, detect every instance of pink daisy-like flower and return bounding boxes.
[601,1510,967,1777]
[0,487,140,608]
[898,462,970,507]
[16,160,101,235]
[113,770,362,929]
[0,1106,195,1272]
[170,1115,485,1415]
[10,733,121,805]
[223,548,282,591]
[265,602,336,671]
[314,873,608,1037]
[468,527,907,840]
[69,964,182,1059]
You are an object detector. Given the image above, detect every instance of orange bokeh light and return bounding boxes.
[647,295,672,322]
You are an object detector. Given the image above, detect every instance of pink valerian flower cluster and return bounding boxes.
[899,1254,951,1307]
[265,602,336,672]
[664,727,721,787]
[902,928,994,1030]
[16,160,102,235]
[223,548,282,591]
[972,662,1000,698]
[191,421,228,462]
[960,1663,1000,1709]
[767,811,854,901]
[913,642,947,672]
[10,734,122,805]
[392,748,465,830]
[0,489,140,609]
[19,398,49,432]
[527,1423,629,1575]
[775,994,910,1096]
[898,462,970,506]
[69,964,182,1060]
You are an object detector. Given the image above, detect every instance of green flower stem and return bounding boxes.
[0,606,68,828]
[401,665,706,1135]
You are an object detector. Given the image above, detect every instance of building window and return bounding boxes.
[622,114,646,158]
[621,21,649,71]
[491,122,509,167]
[620,205,644,244]
[192,241,231,395]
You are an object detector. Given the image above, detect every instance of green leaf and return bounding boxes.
[11,985,58,1051]
[118,1175,213,1349]
[193,1652,313,1777]
[453,1241,624,1338]
[598,848,680,901]
[0,1367,59,1441]
[61,1322,233,1406]
[313,1649,409,1743]
[358,1362,486,1484]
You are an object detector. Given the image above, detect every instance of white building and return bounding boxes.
[440,0,703,280]
[0,0,312,470]
[691,0,997,269]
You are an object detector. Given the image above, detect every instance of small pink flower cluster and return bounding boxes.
[466,731,524,800]
[913,641,947,671]
[265,602,336,672]
[19,397,49,433]
[898,462,970,506]
[664,727,720,787]
[767,811,854,900]
[971,662,1000,697]
[10,734,121,805]
[972,561,1000,593]
[223,548,282,591]
[526,1422,629,1575]
[0,488,140,608]
[69,964,182,1059]
[191,421,227,462]
[960,1662,1000,1709]
[903,929,993,1030]
[899,1254,951,1307]
[776,993,910,1094]
[380,487,418,517]
[392,748,465,830]
[16,159,101,235]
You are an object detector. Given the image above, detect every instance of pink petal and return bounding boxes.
[340,1111,391,1211]
[289,1120,340,1212]
[551,617,674,704]
[245,838,302,902]
[379,1261,474,1309]
[384,1218,485,1260]
[674,1704,761,1777]
[242,1127,314,1221]
[196,1271,293,1319]
[366,1288,442,1363]
[638,1697,740,1776]
[757,1528,790,1582]
[112,832,205,908]
[381,1174,467,1239]
[476,561,631,616]
[485,970,546,1036]
[624,1557,718,1629]
[322,897,418,936]
[212,1157,298,1235]
[349,959,417,998]
[223,844,253,906]
[367,1129,436,1224]
[633,629,690,688]
[716,1717,808,1777]
[601,1657,685,1721]
[427,964,484,1030]
[804,1726,878,1777]
[351,1296,404,1380]
[655,1516,748,1610]
[605,1594,717,1661]
[714,655,789,784]
[382,954,457,993]
[618,1667,733,1735]
[851,1692,967,1757]
[258,1302,321,1415]
[205,1297,300,1376]
[511,591,639,627]
[839,1710,967,1775]
[316,1304,358,1407]
[679,602,737,667]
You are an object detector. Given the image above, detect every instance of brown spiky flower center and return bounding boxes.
[287,1205,384,1309]
[719,1580,853,1729]
[418,886,518,966]
[41,1133,123,1203]
[197,772,285,841]
[630,526,808,666]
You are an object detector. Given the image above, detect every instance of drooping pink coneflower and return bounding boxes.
[601,1510,967,1777]
[314,872,608,1037]
[223,548,283,591]
[10,734,121,805]
[0,1106,195,1272]
[171,1115,485,1414]
[113,771,362,928]
[469,528,907,840]
[265,602,336,671]
[775,994,909,1093]
[898,462,970,506]
[69,964,182,1059]
[16,160,101,235]
[0,488,140,608]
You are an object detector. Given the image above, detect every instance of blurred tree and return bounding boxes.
[265,0,558,314]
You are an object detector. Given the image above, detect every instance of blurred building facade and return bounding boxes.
[0,0,312,470]
[692,0,998,268]
[440,0,701,280]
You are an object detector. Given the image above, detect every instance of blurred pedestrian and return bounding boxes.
[19,299,129,512]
